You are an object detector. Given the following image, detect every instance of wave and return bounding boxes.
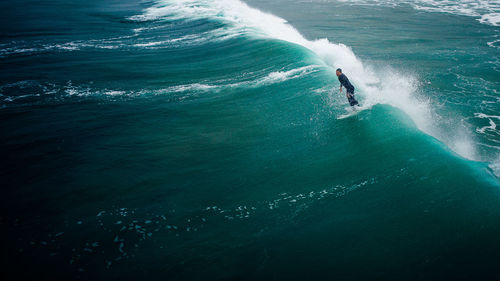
[131,0,483,162]
[3,0,494,172]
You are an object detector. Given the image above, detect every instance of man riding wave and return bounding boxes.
[336,68,359,107]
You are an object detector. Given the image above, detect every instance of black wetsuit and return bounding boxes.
[338,73,358,106]
[338,73,354,93]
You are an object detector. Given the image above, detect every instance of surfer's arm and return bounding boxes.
[339,85,343,93]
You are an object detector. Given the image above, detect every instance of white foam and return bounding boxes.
[475,112,499,134]
[487,38,500,48]
[256,65,320,86]
[163,83,218,93]
[133,41,167,47]
[477,119,497,134]
[53,42,82,51]
[475,113,500,120]
[133,34,203,47]
[151,65,319,95]
[480,12,500,26]
[0,35,136,57]
[132,30,236,48]
[329,0,500,26]
[1,28,229,57]
[103,90,126,96]
[489,156,500,178]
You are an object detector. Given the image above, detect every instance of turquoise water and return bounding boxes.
[1,0,500,280]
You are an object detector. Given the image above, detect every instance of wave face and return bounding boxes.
[1,0,500,280]
[126,0,499,172]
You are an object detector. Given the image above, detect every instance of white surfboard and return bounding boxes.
[337,105,368,119]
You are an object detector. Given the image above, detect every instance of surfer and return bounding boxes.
[336,68,359,106]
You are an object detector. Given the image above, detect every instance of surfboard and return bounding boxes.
[337,105,367,119]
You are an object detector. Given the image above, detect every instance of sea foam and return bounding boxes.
[338,0,500,26]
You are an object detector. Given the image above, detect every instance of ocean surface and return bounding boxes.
[1,0,500,280]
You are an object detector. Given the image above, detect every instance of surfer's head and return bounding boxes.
[336,68,342,76]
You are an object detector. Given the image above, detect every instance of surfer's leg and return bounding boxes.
[347,91,358,106]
